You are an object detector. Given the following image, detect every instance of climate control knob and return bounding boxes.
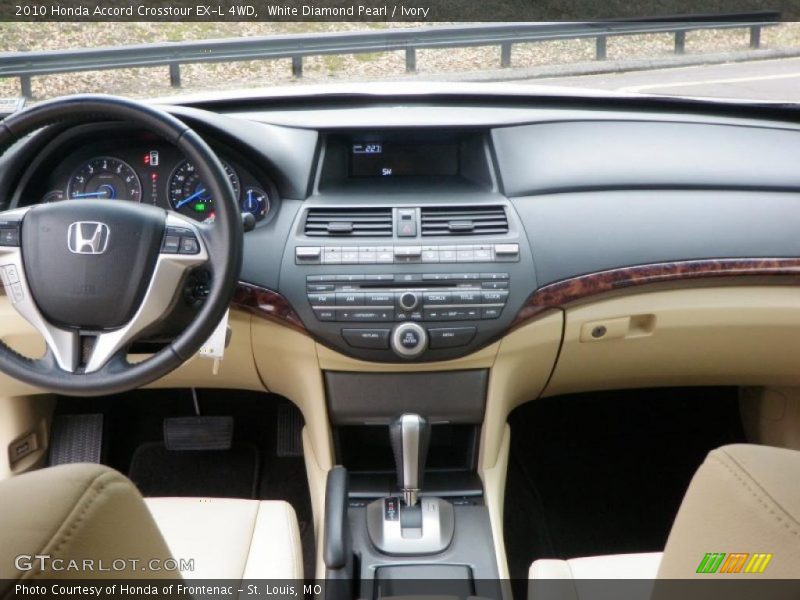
[391,323,428,359]
[398,291,420,311]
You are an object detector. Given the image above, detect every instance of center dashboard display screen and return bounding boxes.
[349,140,459,178]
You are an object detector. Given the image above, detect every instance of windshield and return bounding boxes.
[1,19,798,104]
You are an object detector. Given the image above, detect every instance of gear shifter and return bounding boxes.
[366,413,454,555]
[390,414,430,506]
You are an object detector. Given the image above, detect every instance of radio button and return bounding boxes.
[307,283,335,292]
[429,327,477,349]
[452,291,481,304]
[423,292,450,305]
[342,328,390,349]
[366,293,393,306]
[308,293,335,306]
[340,310,394,322]
[480,272,510,280]
[482,290,509,303]
[337,292,364,306]
[314,309,336,321]
[482,307,503,319]
[481,281,509,290]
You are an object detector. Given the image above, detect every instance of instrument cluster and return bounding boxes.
[35,140,277,224]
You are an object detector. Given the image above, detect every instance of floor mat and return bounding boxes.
[129,441,260,499]
[504,387,746,581]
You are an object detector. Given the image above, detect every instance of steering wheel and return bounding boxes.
[0,95,243,396]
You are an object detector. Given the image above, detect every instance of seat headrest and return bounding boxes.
[0,463,174,590]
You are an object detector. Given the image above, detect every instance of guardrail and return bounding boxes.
[0,12,781,99]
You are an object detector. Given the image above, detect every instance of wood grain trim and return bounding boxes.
[512,258,800,328]
[232,282,307,333]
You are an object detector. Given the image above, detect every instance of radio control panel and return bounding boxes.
[279,199,535,362]
[306,272,510,326]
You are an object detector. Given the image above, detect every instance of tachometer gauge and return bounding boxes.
[167,160,240,220]
[67,157,142,202]
[41,190,65,203]
[241,186,271,222]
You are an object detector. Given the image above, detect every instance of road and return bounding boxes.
[527,56,800,102]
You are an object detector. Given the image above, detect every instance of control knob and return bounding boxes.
[398,291,420,311]
[391,322,428,359]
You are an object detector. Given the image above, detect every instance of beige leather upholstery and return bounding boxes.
[529,444,800,582]
[0,463,173,589]
[145,497,303,580]
[658,443,800,578]
[0,464,303,590]
[529,553,662,579]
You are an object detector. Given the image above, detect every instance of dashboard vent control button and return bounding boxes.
[421,206,508,236]
[305,208,393,237]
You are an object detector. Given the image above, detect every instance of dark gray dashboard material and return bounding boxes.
[514,190,800,286]
[493,120,800,197]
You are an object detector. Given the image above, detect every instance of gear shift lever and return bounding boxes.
[366,413,454,555]
[390,414,430,506]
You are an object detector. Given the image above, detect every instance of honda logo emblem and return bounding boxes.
[67,222,110,255]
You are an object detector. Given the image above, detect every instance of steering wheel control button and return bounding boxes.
[429,327,477,349]
[4,265,19,284]
[0,226,20,246]
[179,236,200,254]
[9,283,24,304]
[398,291,420,311]
[342,328,391,349]
[391,323,428,359]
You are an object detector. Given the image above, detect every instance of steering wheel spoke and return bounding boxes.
[82,213,208,373]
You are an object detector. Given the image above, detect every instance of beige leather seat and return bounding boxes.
[0,463,302,588]
[530,444,800,580]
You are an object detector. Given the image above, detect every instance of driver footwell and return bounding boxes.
[51,389,315,577]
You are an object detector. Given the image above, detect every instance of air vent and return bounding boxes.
[421,205,509,236]
[304,207,393,237]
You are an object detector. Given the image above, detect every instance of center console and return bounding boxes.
[325,414,503,600]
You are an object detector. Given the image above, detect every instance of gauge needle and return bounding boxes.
[72,191,107,198]
[176,188,207,209]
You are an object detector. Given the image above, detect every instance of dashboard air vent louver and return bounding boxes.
[304,207,393,237]
[420,205,509,236]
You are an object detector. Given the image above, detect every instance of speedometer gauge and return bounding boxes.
[67,157,142,202]
[167,160,240,220]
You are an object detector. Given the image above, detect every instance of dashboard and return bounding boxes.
[4,88,800,365]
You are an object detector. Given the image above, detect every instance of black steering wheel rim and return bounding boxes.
[0,94,243,396]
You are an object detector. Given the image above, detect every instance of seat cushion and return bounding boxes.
[530,552,663,579]
[145,497,302,580]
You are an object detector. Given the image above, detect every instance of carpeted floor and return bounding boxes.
[503,387,746,583]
